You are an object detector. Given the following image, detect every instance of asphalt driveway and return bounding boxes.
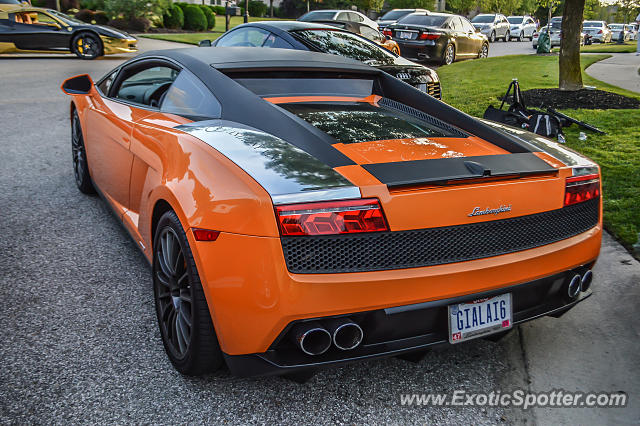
[0,38,638,424]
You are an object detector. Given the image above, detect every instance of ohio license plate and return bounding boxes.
[448,293,512,343]
[398,31,414,39]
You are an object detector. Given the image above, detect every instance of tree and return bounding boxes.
[387,0,435,10]
[615,0,640,22]
[104,0,169,20]
[558,0,586,90]
[447,0,477,14]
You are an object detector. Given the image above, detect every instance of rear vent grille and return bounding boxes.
[379,97,466,137]
[281,198,600,274]
[427,81,442,99]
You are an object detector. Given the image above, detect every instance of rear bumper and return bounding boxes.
[224,265,594,377]
[394,40,445,61]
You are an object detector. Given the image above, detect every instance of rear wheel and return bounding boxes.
[478,43,489,58]
[72,33,102,60]
[503,30,510,41]
[71,110,95,194]
[442,44,455,65]
[153,210,223,375]
[489,31,496,42]
[519,31,525,42]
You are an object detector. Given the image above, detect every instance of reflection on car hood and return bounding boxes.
[67,22,134,39]
[374,63,438,83]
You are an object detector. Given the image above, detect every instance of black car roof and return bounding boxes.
[137,46,376,73]
[244,20,340,31]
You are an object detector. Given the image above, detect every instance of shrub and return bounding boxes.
[129,16,151,32]
[199,5,216,29]
[163,4,184,29]
[79,0,105,9]
[183,4,207,31]
[248,0,267,17]
[212,5,226,15]
[93,11,109,24]
[174,2,189,13]
[104,0,171,21]
[74,8,94,22]
[107,18,129,30]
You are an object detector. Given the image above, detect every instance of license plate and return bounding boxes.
[398,31,414,39]
[448,293,512,343]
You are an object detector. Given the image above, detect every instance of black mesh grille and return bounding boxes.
[427,81,442,100]
[281,198,600,274]
[378,97,465,137]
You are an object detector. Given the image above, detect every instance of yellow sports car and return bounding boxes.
[0,6,137,59]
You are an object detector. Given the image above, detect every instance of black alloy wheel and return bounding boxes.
[72,33,102,60]
[153,210,223,375]
[443,44,455,65]
[71,110,95,194]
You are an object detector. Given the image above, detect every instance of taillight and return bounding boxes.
[418,31,441,40]
[564,174,600,206]
[598,29,603,34]
[275,199,388,236]
[192,228,220,241]
[383,28,393,37]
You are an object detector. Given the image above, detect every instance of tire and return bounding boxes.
[489,31,496,42]
[392,46,400,55]
[153,210,223,376]
[478,43,489,58]
[503,31,510,41]
[442,44,455,65]
[71,110,95,194]
[72,32,102,60]
[519,31,524,42]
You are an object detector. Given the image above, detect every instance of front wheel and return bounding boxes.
[442,44,455,65]
[71,110,95,194]
[503,31,510,41]
[72,33,102,60]
[153,210,223,375]
[519,31,525,42]
[478,43,489,58]
[489,31,496,42]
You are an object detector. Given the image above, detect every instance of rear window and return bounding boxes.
[471,15,495,23]
[299,11,336,21]
[507,17,523,24]
[380,10,412,20]
[397,14,448,26]
[232,74,374,97]
[280,102,454,144]
[583,21,602,27]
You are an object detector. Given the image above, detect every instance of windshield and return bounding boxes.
[507,17,523,24]
[292,29,396,65]
[281,103,454,144]
[583,21,602,28]
[609,24,623,29]
[49,10,86,25]
[0,0,21,4]
[380,10,411,20]
[299,11,336,21]
[471,15,495,23]
[397,14,447,27]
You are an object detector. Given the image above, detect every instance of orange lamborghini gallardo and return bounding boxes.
[61,47,602,377]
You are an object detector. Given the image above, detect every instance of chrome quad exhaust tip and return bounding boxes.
[567,274,582,298]
[581,270,593,292]
[326,318,364,351]
[291,322,332,356]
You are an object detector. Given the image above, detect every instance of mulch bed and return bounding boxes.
[502,88,640,110]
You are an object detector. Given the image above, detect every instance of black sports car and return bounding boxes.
[207,21,441,99]
[385,12,489,65]
[0,6,137,59]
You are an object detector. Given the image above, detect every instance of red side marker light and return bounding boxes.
[383,29,393,37]
[564,174,600,206]
[275,199,389,236]
[193,228,220,241]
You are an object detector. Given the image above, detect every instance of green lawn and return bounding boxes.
[141,17,286,45]
[553,41,638,53]
[438,54,640,249]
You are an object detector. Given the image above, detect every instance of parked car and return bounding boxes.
[0,0,29,12]
[298,9,378,29]
[376,8,428,29]
[471,13,510,42]
[507,15,537,41]
[582,20,612,43]
[0,6,137,59]
[61,46,602,377]
[307,19,401,54]
[208,21,441,98]
[608,23,632,41]
[532,22,585,49]
[386,12,489,65]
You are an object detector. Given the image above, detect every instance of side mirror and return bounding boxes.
[198,39,212,47]
[61,74,93,95]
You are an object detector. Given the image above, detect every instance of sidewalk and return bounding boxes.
[586,52,640,93]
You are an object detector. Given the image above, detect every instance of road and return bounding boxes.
[487,39,535,57]
[0,38,638,424]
